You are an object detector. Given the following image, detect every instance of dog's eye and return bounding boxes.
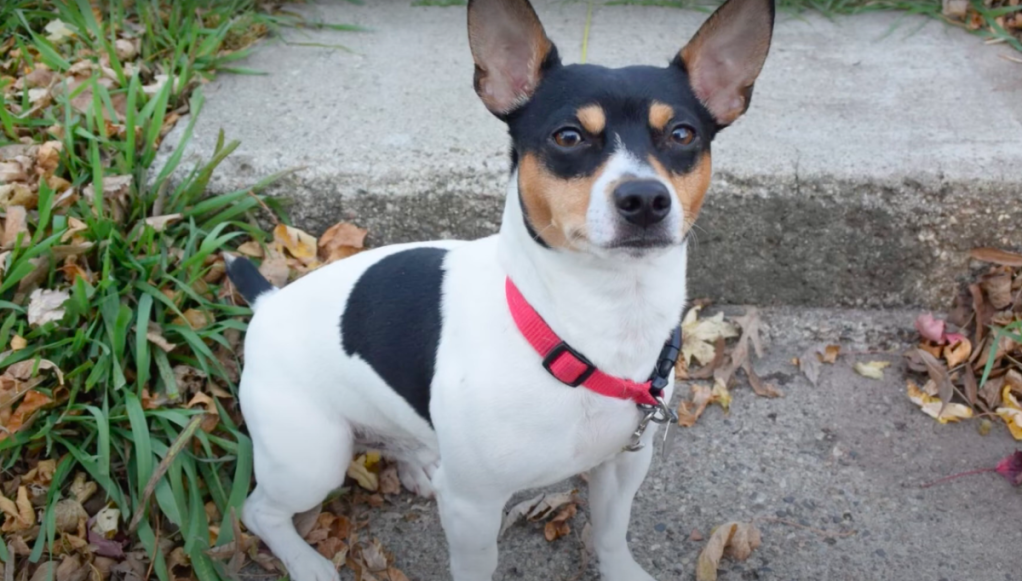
[553,128,584,149]
[670,124,696,146]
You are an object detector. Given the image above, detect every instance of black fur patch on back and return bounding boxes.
[341,248,448,426]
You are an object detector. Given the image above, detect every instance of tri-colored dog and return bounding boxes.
[225,0,774,579]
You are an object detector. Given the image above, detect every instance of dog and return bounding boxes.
[225,0,774,579]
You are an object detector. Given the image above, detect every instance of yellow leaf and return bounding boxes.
[681,307,738,366]
[817,344,840,364]
[906,380,973,424]
[237,241,264,258]
[273,224,320,267]
[347,456,378,491]
[853,360,891,380]
[996,386,1022,440]
[710,380,731,412]
[10,335,27,351]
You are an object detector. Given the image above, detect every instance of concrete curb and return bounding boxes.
[158,1,1022,308]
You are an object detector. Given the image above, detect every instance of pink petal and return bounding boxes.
[944,333,967,346]
[914,313,946,344]
[995,451,1022,487]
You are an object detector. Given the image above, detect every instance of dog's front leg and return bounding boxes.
[434,466,505,581]
[588,440,657,581]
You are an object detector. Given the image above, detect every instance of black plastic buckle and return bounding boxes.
[647,326,682,399]
[542,342,597,387]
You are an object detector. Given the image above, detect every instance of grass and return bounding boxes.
[0,2,358,580]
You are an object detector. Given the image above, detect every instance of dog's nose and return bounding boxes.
[613,180,671,228]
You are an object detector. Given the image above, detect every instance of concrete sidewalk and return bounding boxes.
[349,307,1021,581]
[159,1,1022,308]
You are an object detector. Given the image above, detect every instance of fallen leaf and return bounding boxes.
[682,307,739,367]
[981,271,1013,310]
[677,383,714,428]
[173,308,212,330]
[994,450,1022,485]
[258,255,290,288]
[347,455,379,492]
[710,379,731,412]
[361,539,389,572]
[943,337,972,368]
[36,141,62,177]
[318,222,367,264]
[274,224,320,267]
[0,486,35,533]
[970,247,1022,267]
[696,521,761,581]
[907,380,973,424]
[44,19,76,43]
[742,361,783,398]
[69,472,97,504]
[914,313,946,344]
[797,346,824,386]
[83,175,133,222]
[379,464,401,495]
[853,361,891,380]
[237,240,264,258]
[90,506,120,539]
[543,503,576,542]
[689,528,704,542]
[146,323,177,352]
[27,288,70,327]
[3,390,54,438]
[53,499,87,534]
[10,335,27,351]
[996,386,1022,440]
[144,214,182,232]
[500,490,577,538]
[2,205,29,249]
[818,344,840,364]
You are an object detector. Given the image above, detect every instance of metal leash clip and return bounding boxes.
[624,396,678,452]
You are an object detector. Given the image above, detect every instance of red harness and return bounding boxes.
[505,277,680,408]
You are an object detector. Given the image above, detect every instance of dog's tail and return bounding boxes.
[224,254,277,309]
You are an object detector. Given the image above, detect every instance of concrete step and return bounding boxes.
[291,306,1022,581]
[159,1,1022,308]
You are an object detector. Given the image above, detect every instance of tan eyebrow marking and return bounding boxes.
[649,101,675,131]
[576,105,607,135]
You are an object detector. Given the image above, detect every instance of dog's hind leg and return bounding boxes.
[588,442,658,581]
[242,396,351,581]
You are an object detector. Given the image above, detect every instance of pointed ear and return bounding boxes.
[467,0,559,117]
[678,0,775,127]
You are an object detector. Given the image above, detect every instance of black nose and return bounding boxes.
[613,180,671,228]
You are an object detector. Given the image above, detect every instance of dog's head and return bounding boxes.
[468,0,774,257]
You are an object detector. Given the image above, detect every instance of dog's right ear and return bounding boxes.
[467,0,559,117]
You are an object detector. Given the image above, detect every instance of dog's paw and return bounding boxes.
[398,461,436,499]
[284,554,339,581]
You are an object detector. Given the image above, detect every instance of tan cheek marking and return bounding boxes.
[519,154,605,249]
[649,101,674,131]
[576,105,606,135]
[648,153,712,234]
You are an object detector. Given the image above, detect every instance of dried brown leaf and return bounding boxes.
[318,222,367,264]
[696,521,761,581]
[378,465,401,496]
[2,205,29,249]
[258,255,289,289]
[970,247,1022,267]
[818,344,840,364]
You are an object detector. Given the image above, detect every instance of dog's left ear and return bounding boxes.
[677,0,775,127]
[467,0,559,117]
